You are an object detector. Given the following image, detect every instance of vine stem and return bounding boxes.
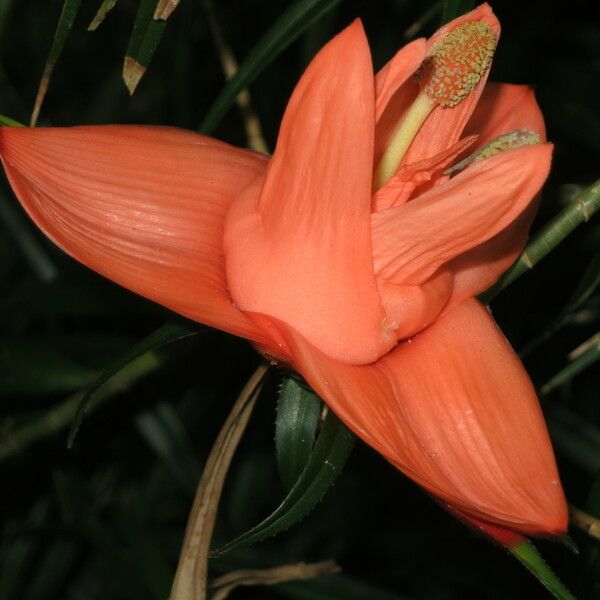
[482,179,600,303]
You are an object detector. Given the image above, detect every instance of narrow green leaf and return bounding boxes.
[510,540,576,600]
[0,340,98,395]
[210,408,355,557]
[0,0,16,34]
[0,113,24,126]
[88,0,118,31]
[31,0,83,126]
[276,378,321,492]
[0,189,58,282]
[547,406,600,474]
[564,251,600,312]
[403,1,443,40]
[541,333,600,395]
[0,352,160,462]
[199,0,342,135]
[67,321,198,448]
[440,0,475,25]
[135,402,201,493]
[482,179,600,303]
[25,539,80,599]
[520,252,600,358]
[0,501,49,599]
[123,0,167,95]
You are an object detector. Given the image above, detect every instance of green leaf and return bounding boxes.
[67,321,198,448]
[482,179,600,303]
[547,406,600,474]
[210,407,355,557]
[0,501,50,599]
[520,252,600,358]
[541,333,600,395]
[0,340,98,395]
[0,189,58,282]
[199,0,342,135]
[440,0,475,25]
[564,251,600,312]
[585,474,600,516]
[403,1,443,41]
[30,0,83,126]
[0,276,154,322]
[24,539,80,599]
[0,352,160,462]
[123,0,167,95]
[510,540,576,600]
[135,402,201,494]
[276,377,321,492]
[0,113,24,126]
[88,0,118,31]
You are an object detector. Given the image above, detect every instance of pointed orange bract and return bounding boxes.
[447,83,548,303]
[0,125,272,346]
[224,20,392,365]
[0,3,568,544]
[276,299,568,537]
[372,143,552,285]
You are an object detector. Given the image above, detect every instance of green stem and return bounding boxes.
[510,540,576,600]
[482,180,600,303]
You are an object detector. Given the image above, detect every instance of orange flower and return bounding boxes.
[0,4,567,545]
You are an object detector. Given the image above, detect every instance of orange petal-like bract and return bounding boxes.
[0,3,568,545]
[273,299,567,537]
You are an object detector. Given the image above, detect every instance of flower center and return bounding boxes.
[374,20,497,189]
[443,129,542,175]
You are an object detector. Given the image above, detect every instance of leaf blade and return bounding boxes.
[88,0,118,31]
[210,407,355,557]
[31,0,83,126]
[199,0,342,135]
[123,0,167,95]
[276,378,321,492]
[482,179,600,302]
[510,540,576,600]
[541,333,600,395]
[67,321,198,448]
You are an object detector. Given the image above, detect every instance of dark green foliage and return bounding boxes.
[211,403,355,558]
[0,1,599,598]
[275,377,322,492]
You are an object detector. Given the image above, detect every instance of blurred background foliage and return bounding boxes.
[0,0,599,598]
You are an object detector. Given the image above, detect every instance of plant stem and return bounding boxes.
[482,179,600,303]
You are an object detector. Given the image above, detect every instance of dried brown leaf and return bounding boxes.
[570,505,600,541]
[154,0,181,21]
[169,364,268,600]
[210,560,341,600]
[88,0,117,31]
[30,63,53,127]
[122,56,145,96]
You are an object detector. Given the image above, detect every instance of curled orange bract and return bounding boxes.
[0,3,567,545]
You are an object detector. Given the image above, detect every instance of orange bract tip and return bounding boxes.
[417,20,497,107]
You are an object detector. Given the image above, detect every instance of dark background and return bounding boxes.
[1,1,598,598]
